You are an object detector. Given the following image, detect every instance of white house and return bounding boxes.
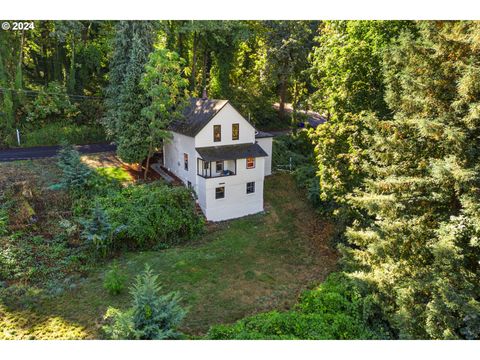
[162,98,273,222]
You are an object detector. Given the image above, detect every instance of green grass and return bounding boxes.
[95,167,132,183]
[0,173,338,339]
[12,122,106,148]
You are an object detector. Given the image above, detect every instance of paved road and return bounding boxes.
[0,143,116,162]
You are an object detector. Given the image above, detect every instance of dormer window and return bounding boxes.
[213,125,221,142]
[232,123,239,140]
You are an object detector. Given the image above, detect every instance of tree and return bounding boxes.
[51,143,92,191]
[103,265,186,340]
[262,21,318,120]
[140,47,189,179]
[25,81,79,125]
[103,21,157,165]
[309,20,415,119]
[344,21,480,339]
[308,21,415,231]
[81,203,113,257]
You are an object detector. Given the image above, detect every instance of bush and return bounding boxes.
[103,265,186,339]
[207,272,392,340]
[103,262,127,295]
[96,183,204,249]
[17,123,106,147]
[25,81,79,125]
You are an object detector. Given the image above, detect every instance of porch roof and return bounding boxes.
[196,143,268,162]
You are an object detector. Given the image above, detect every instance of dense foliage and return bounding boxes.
[103,265,186,339]
[96,183,204,249]
[342,21,480,339]
[207,273,390,339]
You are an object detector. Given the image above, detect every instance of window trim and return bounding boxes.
[215,186,225,200]
[246,181,255,194]
[184,153,189,171]
[213,124,221,142]
[232,123,239,140]
[246,157,255,169]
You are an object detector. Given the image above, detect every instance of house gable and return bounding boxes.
[195,102,256,148]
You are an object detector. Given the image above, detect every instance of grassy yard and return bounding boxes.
[0,157,337,339]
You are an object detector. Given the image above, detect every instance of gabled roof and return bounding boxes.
[196,143,268,162]
[169,98,229,137]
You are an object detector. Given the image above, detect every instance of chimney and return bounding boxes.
[202,87,208,100]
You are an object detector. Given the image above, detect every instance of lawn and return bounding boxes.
[0,157,337,339]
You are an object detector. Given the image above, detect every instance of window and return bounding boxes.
[184,153,188,171]
[216,161,224,173]
[215,186,225,199]
[246,182,255,194]
[213,125,221,142]
[246,157,255,169]
[232,123,239,140]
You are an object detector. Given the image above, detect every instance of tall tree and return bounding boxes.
[309,21,415,224]
[103,21,157,165]
[344,21,480,339]
[140,47,189,179]
[263,20,318,119]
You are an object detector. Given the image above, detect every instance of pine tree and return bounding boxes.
[103,265,186,340]
[53,143,92,191]
[81,203,113,257]
[344,21,480,339]
[103,21,157,164]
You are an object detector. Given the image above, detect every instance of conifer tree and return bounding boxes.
[103,265,186,340]
[103,21,157,164]
[52,143,92,191]
[344,21,480,339]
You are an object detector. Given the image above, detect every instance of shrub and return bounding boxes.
[80,203,116,257]
[17,123,106,147]
[25,81,79,125]
[103,265,186,339]
[50,144,92,192]
[97,183,204,249]
[103,262,127,295]
[207,272,392,340]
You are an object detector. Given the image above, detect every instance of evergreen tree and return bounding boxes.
[103,265,186,340]
[139,47,189,178]
[344,21,480,339]
[81,203,113,257]
[52,143,92,191]
[103,21,157,164]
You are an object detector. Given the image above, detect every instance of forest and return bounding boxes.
[0,20,479,340]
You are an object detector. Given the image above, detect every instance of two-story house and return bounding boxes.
[163,98,273,222]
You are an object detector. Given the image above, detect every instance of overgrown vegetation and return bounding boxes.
[208,273,390,339]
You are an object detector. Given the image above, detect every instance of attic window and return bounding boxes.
[232,123,239,140]
[213,125,221,142]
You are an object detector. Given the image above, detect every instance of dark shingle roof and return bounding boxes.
[255,130,273,138]
[169,98,229,137]
[196,143,268,162]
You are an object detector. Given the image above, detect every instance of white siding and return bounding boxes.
[202,157,265,221]
[195,103,255,148]
[256,137,273,176]
[163,132,197,189]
